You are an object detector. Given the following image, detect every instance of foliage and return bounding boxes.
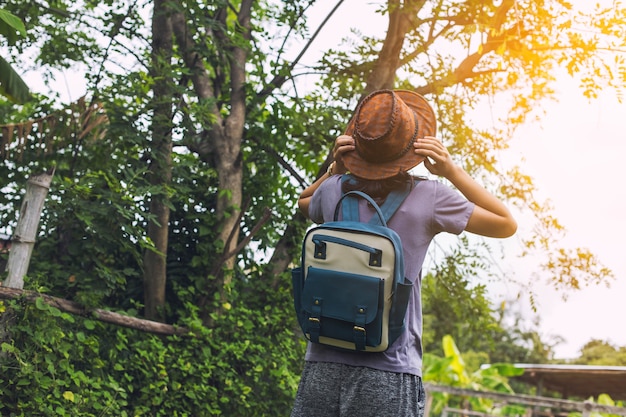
[423,335,525,416]
[0,8,30,103]
[422,236,557,366]
[0,278,304,416]
[1,299,132,416]
[568,394,625,417]
[422,237,496,355]
[568,339,626,366]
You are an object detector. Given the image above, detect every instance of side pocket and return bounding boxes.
[388,278,413,344]
[291,267,305,333]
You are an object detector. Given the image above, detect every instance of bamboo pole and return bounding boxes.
[3,169,54,289]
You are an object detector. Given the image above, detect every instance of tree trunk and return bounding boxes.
[3,169,54,289]
[214,0,252,284]
[170,2,252,316]
[143,0,174,322]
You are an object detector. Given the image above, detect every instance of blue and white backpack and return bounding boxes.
[291,175,414,352]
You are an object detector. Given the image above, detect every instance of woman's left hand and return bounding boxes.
[413,136,458,179]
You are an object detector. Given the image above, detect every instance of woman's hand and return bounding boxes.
[414,136,517,238]
[332,135,355,175]
[298,135,355,216]
[413,136,458,179]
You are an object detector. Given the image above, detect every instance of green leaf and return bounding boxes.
[1,342,15,353]
[0,9,26,42]
[35,297,48,311]
[485,363,525,377]
[598,393,615,406]
[442,335,469,384]
[0,55,31,104]
[63,391,75,402]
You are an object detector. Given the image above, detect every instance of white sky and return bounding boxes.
[20,0,625,360]
[501,79,626,359]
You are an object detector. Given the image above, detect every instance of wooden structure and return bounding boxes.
[510,364,626,401]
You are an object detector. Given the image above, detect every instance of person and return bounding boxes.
[291,89,517,417]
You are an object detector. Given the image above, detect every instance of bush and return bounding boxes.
[0,282,305,416]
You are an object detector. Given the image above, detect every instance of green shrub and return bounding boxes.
[0,282,305,416]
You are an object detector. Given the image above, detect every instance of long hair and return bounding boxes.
[341,171,416,205]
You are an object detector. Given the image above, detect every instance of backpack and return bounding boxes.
[291,175,414,352]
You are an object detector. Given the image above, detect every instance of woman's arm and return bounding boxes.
[297,169,333,216]
[414,136,517,238]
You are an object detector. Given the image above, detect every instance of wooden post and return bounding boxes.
[425,392,434,417]
[2,169,54,289]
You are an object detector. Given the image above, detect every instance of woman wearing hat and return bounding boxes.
[292,89,517,417]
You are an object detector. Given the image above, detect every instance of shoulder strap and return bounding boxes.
[370,182,412,226]
[336,174,413,226]
[337,175,359,222]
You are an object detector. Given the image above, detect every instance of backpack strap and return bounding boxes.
[369,182,412,227]
[337,174,360,222]
[336,174,413,225]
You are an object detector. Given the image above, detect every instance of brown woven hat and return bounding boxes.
[342,89,436,180]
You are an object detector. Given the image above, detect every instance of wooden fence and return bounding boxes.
[425,383,626,417]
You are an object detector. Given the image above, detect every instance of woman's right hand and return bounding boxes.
[415,137,517,238]
[332,135,355,175]
[413,136,459,179]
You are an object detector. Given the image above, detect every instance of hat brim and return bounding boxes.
[342,90,436,180]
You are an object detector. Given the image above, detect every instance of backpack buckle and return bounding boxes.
[353,325,366,351]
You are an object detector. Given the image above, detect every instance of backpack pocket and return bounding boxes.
[388,279,413,342]
[301,266,384,351]
[291,267,304,328]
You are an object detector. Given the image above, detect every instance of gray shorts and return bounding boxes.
[290,361,426,417]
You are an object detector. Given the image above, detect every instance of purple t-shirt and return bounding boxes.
[305,175,475,376]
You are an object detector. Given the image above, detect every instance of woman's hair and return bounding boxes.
[341,171,415,204]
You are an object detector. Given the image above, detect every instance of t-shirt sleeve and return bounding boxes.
[308,176,342,224]
[432,181,474,235]
[309,188,324,224]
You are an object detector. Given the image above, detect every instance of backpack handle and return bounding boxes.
[333,191,388,226]
[333,174,413,226]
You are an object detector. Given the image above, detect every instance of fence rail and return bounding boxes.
[425,383,626,417]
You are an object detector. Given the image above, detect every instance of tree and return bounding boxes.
[421,237,498,355]
[3,0,618,320]
[142,0,175,321]
[421,237,559,366]
[571,340,626,366]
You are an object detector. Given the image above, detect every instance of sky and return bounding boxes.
[500,79,626,359]
[20,0,625,360]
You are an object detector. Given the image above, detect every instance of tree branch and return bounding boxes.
[257,0,345,100]
[0,286,188,336]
